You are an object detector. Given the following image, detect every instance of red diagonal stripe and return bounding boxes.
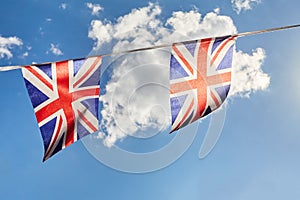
[172,44,194,75]
[78,110,98,133]
[43,115,63,161]
[210,91,220,107]
[35,98,62,124]
[210,37,234,66]
[172,98,195,132]
[73,56,101,88]
[25,66,53,91]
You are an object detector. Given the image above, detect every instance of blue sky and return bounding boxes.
[1,0,300,199]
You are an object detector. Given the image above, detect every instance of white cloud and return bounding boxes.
[166,9,237,40]
[0,36,22,59]
[49,43,63,56]
[60,3,67,10]
[229,48,269,97]
[88,3,270,147]
[231,0,261,14]
[21,51,29,58]
[46,18,52,22]
[86,2,103,16]
[214,7,220,14]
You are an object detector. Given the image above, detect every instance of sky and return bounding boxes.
[1,0,300,199]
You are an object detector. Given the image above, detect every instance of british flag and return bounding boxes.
[22,57,102,161]
[170,36,235,132]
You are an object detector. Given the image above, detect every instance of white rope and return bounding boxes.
[1,24,300,72]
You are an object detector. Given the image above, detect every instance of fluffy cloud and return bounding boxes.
[231,0,261,14]
[0,36,22,59]
[21,51,29,58]
[49,43,63,56]
[86,2,103,16]
[88,3,270,146]
[88,3,163,50]
[97,53,171,146]
[230,48,269,97]
[59,3,67,10]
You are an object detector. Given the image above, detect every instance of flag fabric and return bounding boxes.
[169,36,235,132]
[22,56,102,161]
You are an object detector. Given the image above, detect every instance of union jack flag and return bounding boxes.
[22,57,102,161]
[170,36,235,132]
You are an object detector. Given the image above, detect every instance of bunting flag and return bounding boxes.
[169,36,235,132]
[1,24,299,162]
[21,57,102,161]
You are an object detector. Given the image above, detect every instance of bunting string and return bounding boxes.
[1,24,300,72]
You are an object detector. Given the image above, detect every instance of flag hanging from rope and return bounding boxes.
[169,36,235,132]
[22,56,102,161]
